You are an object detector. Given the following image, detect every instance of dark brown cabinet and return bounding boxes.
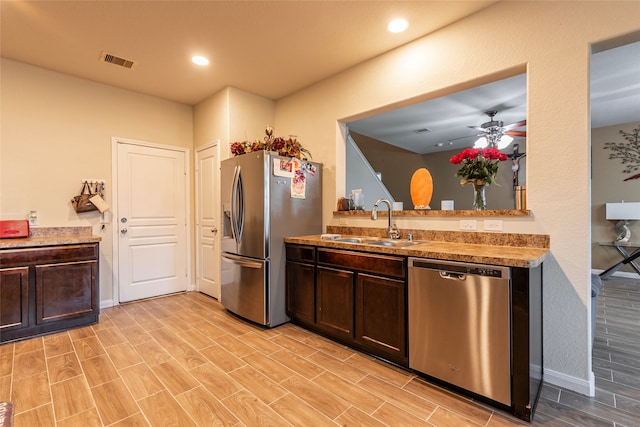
[355,273,405,361]
[316,266,354,340]
[285,244,407,366]
[0,243,99,342]
[285,245,316,325]
[286,261,315,325]
[0,267,29,331]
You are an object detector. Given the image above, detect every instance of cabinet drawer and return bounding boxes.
[286,244,316,263]
[0,244,98,267]
[318,248,406,279]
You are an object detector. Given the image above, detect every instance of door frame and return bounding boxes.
[194,141,221,298]
[111,136,192,306]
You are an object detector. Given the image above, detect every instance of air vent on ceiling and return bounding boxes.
[100,51,136,69]
[414,128,432,134]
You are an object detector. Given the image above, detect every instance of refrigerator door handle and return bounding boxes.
[222,253,263,269]
[231,165,244,243]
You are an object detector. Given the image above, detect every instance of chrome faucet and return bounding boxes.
[371,199,400,239]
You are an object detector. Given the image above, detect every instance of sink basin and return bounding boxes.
[367,239,427,248]
[335,237,379,243]
[334,236,428,248]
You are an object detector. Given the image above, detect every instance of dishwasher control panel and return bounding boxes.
[410,259,507,278]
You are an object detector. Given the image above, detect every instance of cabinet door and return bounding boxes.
[35,260,97,324]
[356,273,406,363]
[0,267,29,330]
[316,266,354,340]
[286,261,315,324]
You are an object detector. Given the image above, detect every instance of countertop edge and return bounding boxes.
[0,235,101,249]
[284,235,548,269]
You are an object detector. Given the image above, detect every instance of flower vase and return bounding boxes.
[472,182,488,210]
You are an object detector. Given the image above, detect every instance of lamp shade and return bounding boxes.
[605,202,640,220]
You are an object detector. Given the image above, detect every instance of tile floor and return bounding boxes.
[0,276,638,426]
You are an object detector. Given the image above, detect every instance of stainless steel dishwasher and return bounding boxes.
[408,258,511,406]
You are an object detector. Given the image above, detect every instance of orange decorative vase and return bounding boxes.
[410,168,433,209]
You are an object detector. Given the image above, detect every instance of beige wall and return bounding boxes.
[349,132,424,207]
[273,1,640,393]
[194,86,275,159]
[592,122,640,272]
[0,58,193,305]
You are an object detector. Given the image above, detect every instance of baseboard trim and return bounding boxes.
[100,299,115,309]
[544,368,595,397]
[591,269,639,279]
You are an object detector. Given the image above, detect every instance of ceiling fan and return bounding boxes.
[469,110,526,149]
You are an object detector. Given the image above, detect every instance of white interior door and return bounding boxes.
[117,141,188,302]
[195,143,220,298]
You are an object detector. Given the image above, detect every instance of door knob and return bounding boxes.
[211,227,218,233]
[121,228,128,234]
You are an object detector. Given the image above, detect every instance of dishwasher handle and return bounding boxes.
[440,271,466,280]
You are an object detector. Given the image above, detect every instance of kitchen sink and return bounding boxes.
[335,237,379,243]
[334,236,428,248]
[367,239,427,247]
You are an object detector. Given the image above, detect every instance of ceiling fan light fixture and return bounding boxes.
[474,134,513,150]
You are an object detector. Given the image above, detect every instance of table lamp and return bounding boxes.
[606,202,640,242]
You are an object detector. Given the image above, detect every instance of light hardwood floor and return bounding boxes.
[0,276,638,426]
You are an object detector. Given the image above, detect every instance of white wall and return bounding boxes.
[0,58,193,305]
[273,1,640,394]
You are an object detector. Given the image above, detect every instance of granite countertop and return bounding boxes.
[0,226,101,249]
[285,227,549,268]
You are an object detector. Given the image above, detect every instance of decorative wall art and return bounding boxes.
[603,124,640,181]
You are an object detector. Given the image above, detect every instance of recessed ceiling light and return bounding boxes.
[387,19,408,33]
[192,56,209,66]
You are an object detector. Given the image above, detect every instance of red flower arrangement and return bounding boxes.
[450,147,508,186]
[231,126,312,159]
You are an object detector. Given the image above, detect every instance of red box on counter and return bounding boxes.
[0,220,30,239]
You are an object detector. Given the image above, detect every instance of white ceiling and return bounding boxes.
[2,1,639,155]
[0,0,497,104]
[348,73,528,154]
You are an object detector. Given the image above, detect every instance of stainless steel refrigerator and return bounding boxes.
[220,151,322,327]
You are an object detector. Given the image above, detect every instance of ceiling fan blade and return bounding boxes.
[467,125,486,132]
[503,119,526,130]
[506,130,527,137]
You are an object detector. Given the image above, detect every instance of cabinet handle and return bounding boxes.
[121,228,128,234]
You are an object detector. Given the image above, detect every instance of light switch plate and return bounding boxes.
[484,219,503,231]
[100,211,110,224]
[459,219,477,230]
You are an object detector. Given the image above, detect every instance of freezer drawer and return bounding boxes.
[221,253,268,325]
[408,258,511,406]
